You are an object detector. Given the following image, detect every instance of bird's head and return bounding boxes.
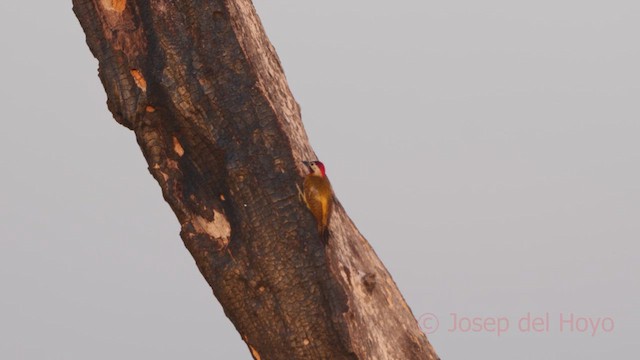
[303,160,326,177]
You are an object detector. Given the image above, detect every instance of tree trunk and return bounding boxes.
[72,1,439,359]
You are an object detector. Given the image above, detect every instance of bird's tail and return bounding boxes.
[319,225,330,245]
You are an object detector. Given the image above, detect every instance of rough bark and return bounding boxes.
[72,1,439,359]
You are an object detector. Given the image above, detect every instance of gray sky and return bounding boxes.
[1,1,638,359]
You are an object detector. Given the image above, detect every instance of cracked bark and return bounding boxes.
[73,1,439,359]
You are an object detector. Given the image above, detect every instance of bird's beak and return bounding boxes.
[302,161,311,167]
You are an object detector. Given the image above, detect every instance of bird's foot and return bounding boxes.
[296,183,304,201]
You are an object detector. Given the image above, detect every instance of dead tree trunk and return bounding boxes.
[73,1,439,359]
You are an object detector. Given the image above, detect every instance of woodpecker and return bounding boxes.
[300,160,333,243]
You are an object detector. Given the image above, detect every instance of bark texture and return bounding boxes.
[73,1,439,359]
